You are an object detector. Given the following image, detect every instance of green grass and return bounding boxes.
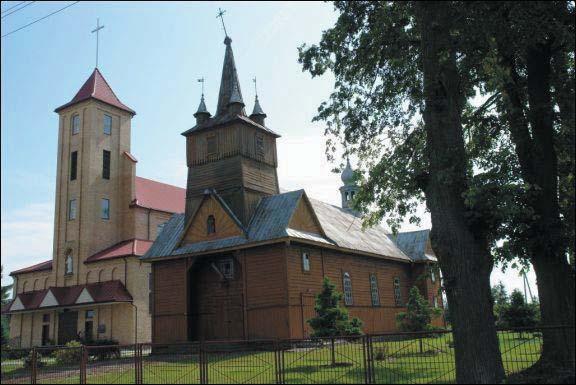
[1,332,543,384]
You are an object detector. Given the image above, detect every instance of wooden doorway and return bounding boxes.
[58,311,78,344]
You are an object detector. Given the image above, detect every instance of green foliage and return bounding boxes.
[54,340,82,365]
[86,339,121,361]
[1,265,13,346]
[491,281,509,325]
[499,290,539,329]
[396,287,441,332]
[307,277,363,337]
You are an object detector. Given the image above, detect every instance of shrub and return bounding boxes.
[23,351,44,369]
[54,341,82,365]
[1,347,28,360]
[396,287,442,332]
[374,345,389,361]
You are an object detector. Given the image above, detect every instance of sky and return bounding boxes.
[1,1,536,299]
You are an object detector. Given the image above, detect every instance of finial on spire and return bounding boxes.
[194,77,211,123]
[91,18,105,68]
[217,8,228,38]
[253,77,258,97]
[250,77,266,125]
[197,77,205,96]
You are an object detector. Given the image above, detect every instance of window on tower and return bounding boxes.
[207,215,216,235]
[255,134,264,157]
[71,114,80,135]
[68,199,77,220]
[103,114,112,135]
[103,150,111,179]
[101,198,110,219]
[70,151,78,181]
[207,135,217,155]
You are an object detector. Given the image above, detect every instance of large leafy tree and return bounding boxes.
[1,266,13,346]
[299,2,505,382]
[460,1,575,367]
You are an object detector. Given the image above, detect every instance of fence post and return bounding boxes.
[135,344,142,384]
[80,345,87,384]
[30,347,37,385]
[363,335,374,384]
[199,341,207,384]
[274,340,284,385]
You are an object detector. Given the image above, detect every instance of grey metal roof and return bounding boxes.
[388,229,436,262]
[194,95,210,116]
[216,36,245,117]
[143,189,419,263]
[251,96,266,117]
[181,113,280,138]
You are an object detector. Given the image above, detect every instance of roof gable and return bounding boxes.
[39,290,59,308]
[10,297,25,312]
[76,288,95,304]
[288,193,326,237]
[180,191,244,246]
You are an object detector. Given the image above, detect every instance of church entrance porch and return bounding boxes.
[187,255,245,341]
[58,310,78,345]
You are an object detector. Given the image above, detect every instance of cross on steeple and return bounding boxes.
[91,18,105,68]
[197,77,205,96]
[216,8,228,37]
[253,77,258,97]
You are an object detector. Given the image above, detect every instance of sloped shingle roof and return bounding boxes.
[133,176,186,213]
[10,260,52,276]
[388,229,437,262]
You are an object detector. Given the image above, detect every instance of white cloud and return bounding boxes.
[1,202,54,287]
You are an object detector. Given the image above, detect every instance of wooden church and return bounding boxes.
[142,35,444,343]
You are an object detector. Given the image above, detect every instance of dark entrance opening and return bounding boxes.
[58,310,78,344]
[188,256,244,341]
[41,324,50,346]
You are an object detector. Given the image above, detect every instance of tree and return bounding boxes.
[500,290,539,330]
[491,281,509,326]
[307,277,363,337]
[299,2,505,382]
[1,266,13,346]
[396,286,441,332]
[459,1,575,368]
[307,277,363,366]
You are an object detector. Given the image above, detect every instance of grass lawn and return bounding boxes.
[1,332,542,384]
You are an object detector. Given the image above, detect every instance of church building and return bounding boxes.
[142,35,443,343]
[4,68,186,348]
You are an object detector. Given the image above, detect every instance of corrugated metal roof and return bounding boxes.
[143,189,422,263]
[388,229,436,262]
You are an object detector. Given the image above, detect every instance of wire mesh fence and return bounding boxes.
[1,326,573,384]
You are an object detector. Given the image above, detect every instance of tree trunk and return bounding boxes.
[416,3,505,383]
[525,44,575,368]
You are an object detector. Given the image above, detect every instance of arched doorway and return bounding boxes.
[187,255,245,341]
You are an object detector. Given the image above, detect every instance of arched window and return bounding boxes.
[65,254,73,275]
[343,272,353,306]
[369,274,380,306]
[33,279,39,291]
[98,269,105,283]
[207,215,216,235]
[43,277,49,290]
[22,281,29,293]
[393,277,402,306]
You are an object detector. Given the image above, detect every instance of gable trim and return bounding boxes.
[10,297,25,311]
[75,288,94,304]
[39,290,59,308]
[287,192,329,240]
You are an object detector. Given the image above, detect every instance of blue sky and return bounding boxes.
[1,1,536,298]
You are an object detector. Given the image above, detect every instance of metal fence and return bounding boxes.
[1,326,573,384]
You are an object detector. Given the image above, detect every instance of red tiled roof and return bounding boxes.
[85,238,153,264]
[54,68,135,115]
[10,260,53,276]
[5,280,132,313]
[134,176,186,213]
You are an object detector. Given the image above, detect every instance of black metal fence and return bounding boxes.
[1,326,573,384]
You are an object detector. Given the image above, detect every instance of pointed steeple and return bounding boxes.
[216,37,245,117]
[250,95,267,125]
[194,94,211,124]
[55,68,135,115]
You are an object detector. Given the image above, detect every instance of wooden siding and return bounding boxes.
[288,197,323,235]
[182,195,243,244]
[241,157,279,196]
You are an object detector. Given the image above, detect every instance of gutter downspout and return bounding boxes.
[129,302,138,344]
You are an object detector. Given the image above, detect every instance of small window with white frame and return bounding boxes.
[218,259,234,279]
[343,272,353,306]
[101,198,110,219]
[103,114,112,135]
[71,114,80,135]
[302,251,310,272]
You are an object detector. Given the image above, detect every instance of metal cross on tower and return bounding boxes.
[252,77,258,97]
[91,18,105,68]
[197,77,205,95]
[216,8,228,37]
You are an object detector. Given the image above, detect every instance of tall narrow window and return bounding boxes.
[101,198,110,219]
[102,150,110,179]
[255,134,264,157]
[302,252,310,272]
[103,114,112,135]
[65,254,73,275]
[393,277,402,306]
[370,274,380,306]
[430,268,436,283]
[71,114,80,135]
[343,272,353,306]
[207,215,216,234]
[207,135,217,155]
[70,151,78,181]
[68,199,77,220]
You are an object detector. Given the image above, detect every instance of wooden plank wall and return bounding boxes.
[285,244,414,339]
[182,196,243,244]
[288,198,323,235]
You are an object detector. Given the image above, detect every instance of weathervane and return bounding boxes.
[91,18,105,68]
[197,77,205,96]
[252,77,258,97]
[216,8,228,37]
